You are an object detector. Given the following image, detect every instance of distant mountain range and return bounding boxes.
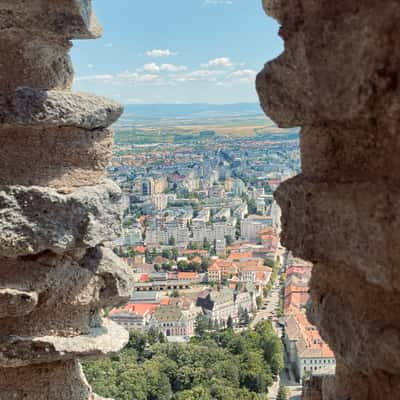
[122,103,264,119]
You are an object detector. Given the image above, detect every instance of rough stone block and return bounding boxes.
[0,319,129,368]
[1,88,123,129]
[302,374,337,400]
[0,360,92,400]
[0,31,73,92]
[0,0,102,39]
[300,126,400,182]
[275,176,400,291]
[0,289,38,318]
[0,181,122,257]
[308,264,400,384]
[0,247,133,336]
[0,126,113,189]
[257,0,400,128]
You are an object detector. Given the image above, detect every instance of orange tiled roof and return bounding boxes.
[139,274,150,283]
[110,303,159,317]
[284,292,310,313]
[177,272,199,279]
[135,245,147,254]
[228,252,253,260]
[285,284,309,298]
[160,297,170,305]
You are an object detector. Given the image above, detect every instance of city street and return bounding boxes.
[251,277,282,400]
[250,249,302,400]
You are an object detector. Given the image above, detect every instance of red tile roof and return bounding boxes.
[110,303,158,316]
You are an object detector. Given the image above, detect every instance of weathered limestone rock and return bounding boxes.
[0,319,129,368]
[0,31,74,93]
[0,126,114,188]
[0,181,122,257]
[0,247,132,336]
[257,0,400,399]
[0,88,123,129]
[0,1,101,93]
[302,375,336,400]
[0,0,102,39]
[0,360,93,400]
[0,1,131,398]
[0,289,38,318]
[0,88,123,188]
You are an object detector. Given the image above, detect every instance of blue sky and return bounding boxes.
[72,0,282,104]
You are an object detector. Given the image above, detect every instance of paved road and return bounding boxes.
[250,284,281,329]
[280,353,303,400]
[250,248,303,400]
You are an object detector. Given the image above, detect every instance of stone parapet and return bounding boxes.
[257,0,400,399]
[0,1,132,398]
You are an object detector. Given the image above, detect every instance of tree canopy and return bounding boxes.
[83,321,283,400]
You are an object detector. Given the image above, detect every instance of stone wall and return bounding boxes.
[257,1,400,399]
[0,1,133,399]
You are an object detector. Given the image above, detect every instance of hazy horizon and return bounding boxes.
[72,0,282,105]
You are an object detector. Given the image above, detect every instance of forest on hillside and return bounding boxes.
[84,321,284,400]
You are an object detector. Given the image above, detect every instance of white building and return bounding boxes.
[241,215,273,242]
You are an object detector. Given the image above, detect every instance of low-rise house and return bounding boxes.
[130,291,161,304]
[284,312,336,381]
[196,288,236,327]
[207,259,238,282]
[234,290,253,314]
[148,303,202,337]
[177,272,200,281]
[109,303,158,331]
[238,261,271,282]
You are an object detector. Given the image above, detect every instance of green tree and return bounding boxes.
[145,249,154,263]
[168,236,176,246]
[263,258,275,268]
[247,199,257,215]
[147,326,159,345]
[171,247,179,260]
[143,360,172,400]
[256,296,263,310]
[127,331,147,356]
[177,260,189,271]
[239,308,250,326]
[203,238,211,251]
[225,235,234,246]
[171,289,180,298]
[162,262,172,272]
[195,314,209,337]
[227,315,234,330]
[84,312,284,400]
[162,249,172,259]
[235,220,241,239]
[277,385,289,400]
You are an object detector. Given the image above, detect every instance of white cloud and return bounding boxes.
[160,63,187,72]
[75,72,160,85]
[174,69,225,82]
[146,49,178,57]
[75,74,115,82]
[229,69,257,82]
[117,71,159,82]
[74,65,256,88]
[202,57,234,69]
[142,62,160,72]
[204,0,233,5]
[141,63,187,73]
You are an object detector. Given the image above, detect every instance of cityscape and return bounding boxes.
[84,106,336,400]
[0,1,393,400]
